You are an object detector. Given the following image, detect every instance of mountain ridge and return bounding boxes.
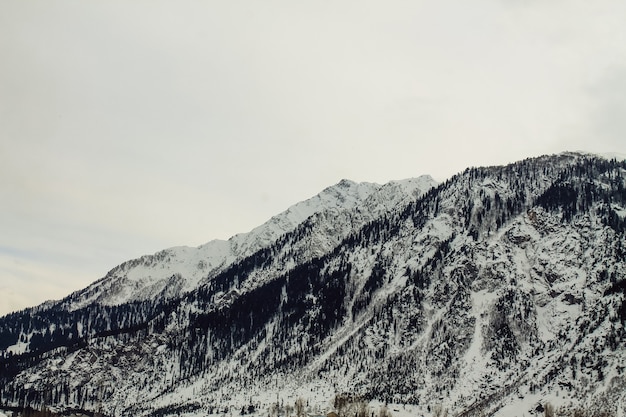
[52,175,437,313]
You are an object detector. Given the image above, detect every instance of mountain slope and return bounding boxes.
[1,153,625,417]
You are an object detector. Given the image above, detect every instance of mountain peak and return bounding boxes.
[54,175,437,310]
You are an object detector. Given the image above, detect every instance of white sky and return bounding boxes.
[1,0,626,316]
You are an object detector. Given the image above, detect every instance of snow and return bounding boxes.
[492,391,559,417]
[462,289,498,368]
[6,340,29,355]
[614,206,626,218]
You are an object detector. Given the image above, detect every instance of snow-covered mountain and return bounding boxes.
[61,175,437,311]
[1,152,625,417]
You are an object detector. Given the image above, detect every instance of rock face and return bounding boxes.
[1,153,625,417]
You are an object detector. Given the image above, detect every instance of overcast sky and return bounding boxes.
[1,0,626,316]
